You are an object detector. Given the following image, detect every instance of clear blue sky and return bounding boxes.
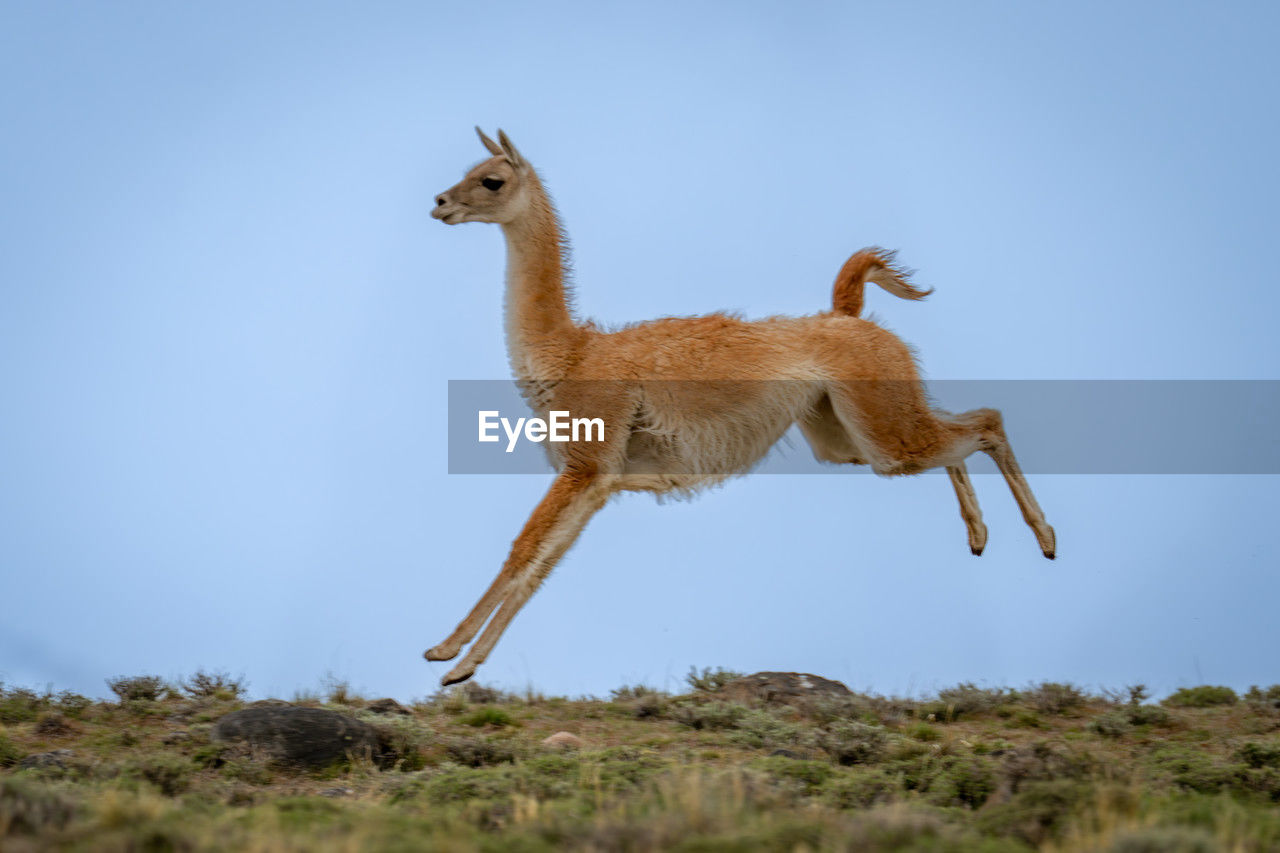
[2,1,1277,701]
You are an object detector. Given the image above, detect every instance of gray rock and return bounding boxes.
[720,672,852,706]
[212,707,381,768]
[19,749,74,770]
[365,698,411,716]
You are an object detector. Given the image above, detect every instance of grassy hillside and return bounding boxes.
[2,671,1279,851]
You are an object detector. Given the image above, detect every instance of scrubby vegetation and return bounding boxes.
[1,676,1279,850]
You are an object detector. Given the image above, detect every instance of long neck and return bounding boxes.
[500,172,582,379]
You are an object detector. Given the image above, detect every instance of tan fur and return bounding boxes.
[426,128,1055,685]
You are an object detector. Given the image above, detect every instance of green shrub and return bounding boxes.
[1024,682,1086,715]
[1093,704,1170,736]
[610,687,668,719]
[460,683,506,704]
[34,714,74,738]
[930,756,996,809]
[322,676,358,706]
[222,757,274,786]
[0,687,43,724]
[818,721,888,765]
[1001,741,1094,789]
[1126,684,1151,705]
[1127,704,1172,726]
[411,766,518,803]
[592,746,666,792]
[928,683,1009,720]
[1163,686,1238,708]
[671,701,748,731]
[1148,747,1240,794]
[372,720,431,771]
[754,756,833,794]
[1106,825,1217,852]
[1244,685,1280,710]
[181,670,246,700]
[0,730,22,767]
[825,768,897,809]
[685,667,743,693]
[106,675,167,703]
[52,692,92,719]
[805,693,909,727]
[515,754,581,800]
[727,709,808,750]
[971,738,1014,755]
[975,779,1091,846]
[1009,710,1044,728]
[193,743,229,768]
[835,804,1005,851]
[0,777,77,836]
[130,754,193,796]
[1090,711,1133,738]
[1235,741,1280,770]
[441,735,516,767]
[628,692,668,719]
[909,723,941,742]
[462,707,516,728]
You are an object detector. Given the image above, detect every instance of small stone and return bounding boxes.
[366,698,411,716]
[319,787,354,798]
[769,748,805,759]
[541,731,584,750]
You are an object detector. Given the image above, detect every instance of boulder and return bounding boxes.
[719,672,852,706]
[18,749,74,770]
[212,707,381,768]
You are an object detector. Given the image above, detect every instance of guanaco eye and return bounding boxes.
[482,177,505,191]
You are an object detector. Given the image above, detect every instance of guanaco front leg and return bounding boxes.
[427,468,609,684]
[423,571,513,663]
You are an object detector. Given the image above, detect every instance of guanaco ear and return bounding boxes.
[475,126,503,157]
[496,129,525,170]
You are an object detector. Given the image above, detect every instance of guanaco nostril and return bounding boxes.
[435,196,446,207]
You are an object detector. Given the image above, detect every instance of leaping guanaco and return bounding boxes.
[426,128,1054,685]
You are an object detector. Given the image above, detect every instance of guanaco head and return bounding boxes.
[432,127,530,225]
